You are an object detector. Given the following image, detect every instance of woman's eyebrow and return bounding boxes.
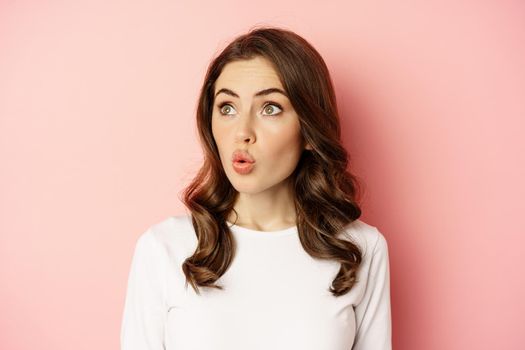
[214,87,288,98]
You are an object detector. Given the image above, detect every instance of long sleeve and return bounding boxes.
[352,230,392,350]
[120,228,168,350]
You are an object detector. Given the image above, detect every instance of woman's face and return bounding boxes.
[211,56,309,195]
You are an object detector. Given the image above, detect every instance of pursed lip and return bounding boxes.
[231,149,255,163]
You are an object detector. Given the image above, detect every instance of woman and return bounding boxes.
[121,26,392,350]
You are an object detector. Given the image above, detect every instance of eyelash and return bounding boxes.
[217,101,283,117]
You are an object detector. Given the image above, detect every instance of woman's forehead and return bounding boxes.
[215,57,283,92]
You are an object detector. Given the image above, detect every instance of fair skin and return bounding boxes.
[211,56,312,232]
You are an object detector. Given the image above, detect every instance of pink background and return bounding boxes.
[1,1,524,349]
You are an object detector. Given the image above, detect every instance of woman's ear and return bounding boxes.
[304,143,313,151]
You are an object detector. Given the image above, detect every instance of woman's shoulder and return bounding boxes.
[138,214,198,257]
[337,218,389,259]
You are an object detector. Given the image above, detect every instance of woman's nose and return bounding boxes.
[235,111,256,142]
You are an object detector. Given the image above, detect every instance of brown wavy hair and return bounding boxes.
[181,25,363,297]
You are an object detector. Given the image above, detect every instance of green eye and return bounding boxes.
[262,103,283,116]
[219,104,236,115]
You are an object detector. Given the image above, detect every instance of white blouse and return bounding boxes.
[120,215,392,350]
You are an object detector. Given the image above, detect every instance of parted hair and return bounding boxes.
[181,25,363,297]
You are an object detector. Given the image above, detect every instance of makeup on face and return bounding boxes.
[211,57,302,190]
